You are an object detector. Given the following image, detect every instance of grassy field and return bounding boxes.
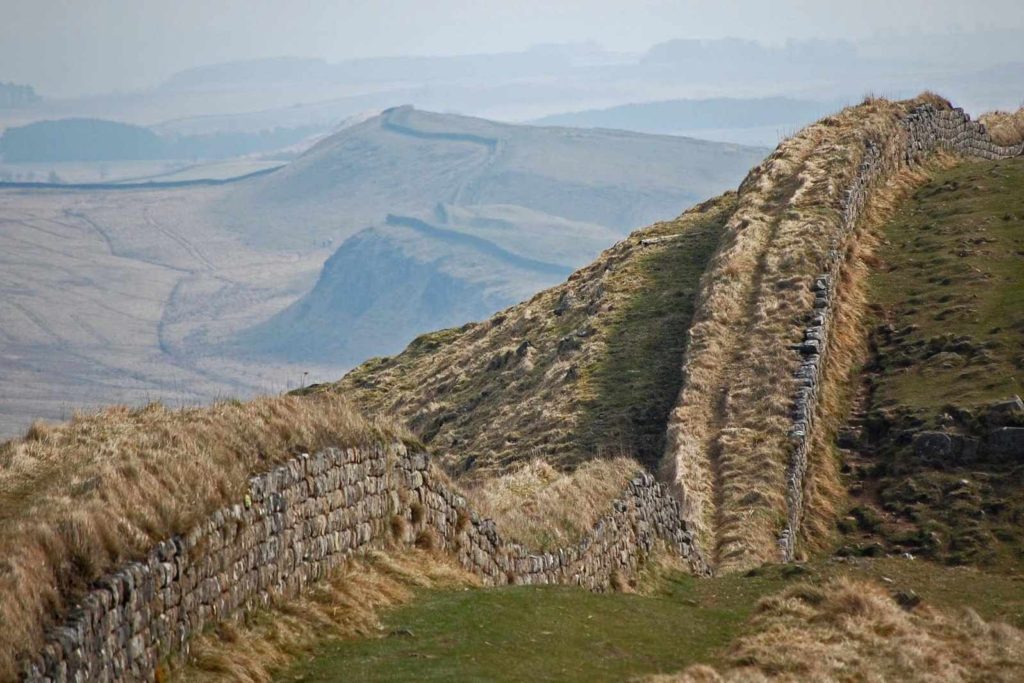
[276,566,782,682]
[839,156,1024,570]
[274,557,1024,682]
[868,157,1024,409]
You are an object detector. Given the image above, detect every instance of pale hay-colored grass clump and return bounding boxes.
[661,95,955,571]
[979,108,1024,147]
[0,394,404,680]
[649,579,1024,682]
[176,549,475,683]
[463,457,642,550]
[662,97,895,567]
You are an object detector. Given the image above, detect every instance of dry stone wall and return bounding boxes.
[22,444,706,682]
[779,104,1024,561]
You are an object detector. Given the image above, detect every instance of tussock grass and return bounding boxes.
[796,156,956,555]
[0,395,403,681]
[462,457,642,549]
[979,108,1024,146]
[330,194,734,477]
[174,549,475,683]
[661,96,950,571]
[650,578,1024,682]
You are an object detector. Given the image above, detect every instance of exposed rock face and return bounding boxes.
[23,445,706,682]
[912,431,980,464]
[239,224,514,365]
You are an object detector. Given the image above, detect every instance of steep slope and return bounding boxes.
[329,95,1023,576]
[215,105,764,251]
[236,210,586,365]
[321,195,735,476]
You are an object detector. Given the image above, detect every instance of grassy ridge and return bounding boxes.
[332,194,735,476]
[579,198,731,467]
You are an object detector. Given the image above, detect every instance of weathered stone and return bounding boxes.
[989,427,1024,459]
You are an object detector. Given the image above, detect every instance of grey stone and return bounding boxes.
[989,427,1024,459]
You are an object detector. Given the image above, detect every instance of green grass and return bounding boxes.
[579,197,733,467]
[276,568,781,682]
[869,157,1024,410]
[275,556,1024,682]
[840,157,1024,572]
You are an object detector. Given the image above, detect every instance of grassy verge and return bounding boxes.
[274,557,1024,682]
[275,564,781,682]
[174,550,475,683]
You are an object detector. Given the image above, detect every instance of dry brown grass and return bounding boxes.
[329,194,734,478]
[462,457,643,549]
[173,549,475,683]
[663,94,913,565]
[795,155,958,555]
[661,96,950,571]
[979,108,1024,146]
[649,578,1024,682]
[0,394,404,681]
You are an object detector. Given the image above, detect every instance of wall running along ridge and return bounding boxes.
[778,104,1024,561]
[22,444,707,682]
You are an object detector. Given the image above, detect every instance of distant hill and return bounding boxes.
[227,106,766,363]
[0,117,321,162]
[0,82,41,108]
[218,105,767,250]
[0,105,762,438]
[239,206,618,365]
[0,118,165,162]
[532,97,840,145]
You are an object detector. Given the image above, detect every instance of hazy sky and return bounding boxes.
[4,0,1024,97]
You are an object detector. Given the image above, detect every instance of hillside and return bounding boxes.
[6,96,1024,683]
[531,97,839,146]
[837,156,1024,570]
[239,208,620,365]
[322,194,734,475]
[215,105,765,251]
[224,106,763,364]
[0,108,759,438]
[325,96,1024,573]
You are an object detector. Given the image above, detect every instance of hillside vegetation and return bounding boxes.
[0,395,403,680]
[324,193,735,476]
[7,96,1024,683]
[838,156,1024,571]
